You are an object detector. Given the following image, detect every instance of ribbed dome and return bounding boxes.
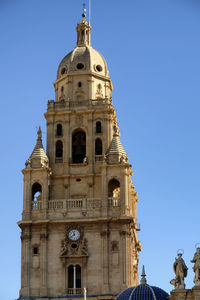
[116,267,169,300]
[117,285,169,300]
[57,45,109,79]
[57,16,109,79]
[107,134,127,157]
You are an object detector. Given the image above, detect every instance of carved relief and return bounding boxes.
[96,83,103,99]
[60,225,89,258]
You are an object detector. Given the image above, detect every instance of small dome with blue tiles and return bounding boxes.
[116,266,169,300]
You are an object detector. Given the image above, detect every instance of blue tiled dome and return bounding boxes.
[116,267,169,300]
[116,285,169,300]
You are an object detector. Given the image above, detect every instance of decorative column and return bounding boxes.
[64,118,70,172]
[73,265,76,289]
[101,165,108,217]
[40,226,48,296]
[101,229,110,293]
[20,226,31,297]
[120,230,127,287]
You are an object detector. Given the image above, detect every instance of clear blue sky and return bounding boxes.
[1,0,200,299]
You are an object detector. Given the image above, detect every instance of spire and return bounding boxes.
[106,123,128,164]
[140,265,147,284]
[76,8,91,46]
[25,127,49,169]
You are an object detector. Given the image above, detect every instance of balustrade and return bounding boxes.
[47,98,112,112]
[32,200,41,210]
[108,197,120,207]
[32,197,120,211]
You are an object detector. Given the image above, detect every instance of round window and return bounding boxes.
[71,243,78,249]
[61,67,66,75]
[96,65,103,72]
[76,63,84,70]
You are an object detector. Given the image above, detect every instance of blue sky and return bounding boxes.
[0,1,200,299]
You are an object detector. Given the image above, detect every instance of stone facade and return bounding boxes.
[170,287,200,300]
[17,14,141,300]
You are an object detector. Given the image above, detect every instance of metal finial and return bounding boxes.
[140,265,147,284]
[37,126,42,140]
[82,3,86,18]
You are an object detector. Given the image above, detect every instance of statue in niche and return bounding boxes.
[170,253,188,289]
[191,247,200,286]
[96,83,103,98]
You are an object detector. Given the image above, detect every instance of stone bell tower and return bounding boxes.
[17,12,141,300]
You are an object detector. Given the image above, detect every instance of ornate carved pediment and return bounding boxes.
[60,238,89,258]
[60,225,89,258]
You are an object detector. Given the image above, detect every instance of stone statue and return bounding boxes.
[191,247,200,286]
[60,240,68,256]
[170,253,188,289]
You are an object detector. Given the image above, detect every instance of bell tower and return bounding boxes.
[18,13,141,300]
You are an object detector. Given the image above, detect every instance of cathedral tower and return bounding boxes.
[18,13,141,300]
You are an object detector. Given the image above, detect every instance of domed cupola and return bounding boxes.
[116,266,169,300]
[57,14,109,79]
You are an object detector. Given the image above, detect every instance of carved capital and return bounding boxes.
[100,230,110,237]
[40,233,48,240]
[21,233,31,241]
[120,230,130,236]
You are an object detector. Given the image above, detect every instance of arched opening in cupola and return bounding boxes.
[72,129,86,163]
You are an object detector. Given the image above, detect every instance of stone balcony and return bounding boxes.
[31,197,121,219]
[46,97,113,113]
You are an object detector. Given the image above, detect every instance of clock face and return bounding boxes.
[68,229,80,241]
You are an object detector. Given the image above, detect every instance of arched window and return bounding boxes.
[108,179,120,197]
[56,140,63,158]
[32,183,42,209]
[68,265,81,290]
[95,138,102,155]
[96,121,101,133]
[68,265,74,289]
[32,182,42,201]
[76,265,81,288]
[56,124,62,136]
[72,130,86,163]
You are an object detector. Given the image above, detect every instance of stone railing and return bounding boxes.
[47,198,101,211]
[47,98,113,112]
[108,197,120,207]
[32,200,41,210]
[32,197,120,211]
[66,199,83,209]
[67,288,82,295]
